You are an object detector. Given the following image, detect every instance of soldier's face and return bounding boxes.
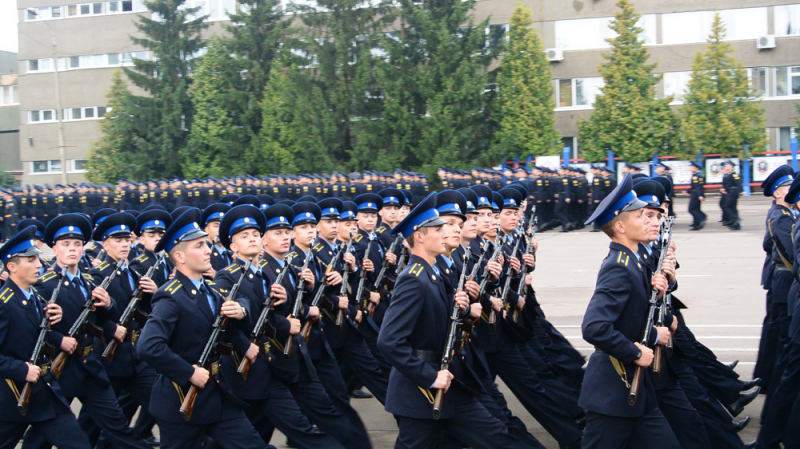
[421,225,446,257]
[499,209,517,233]
[178,238,212,274]
[205,221,221,241]
[398,206,410,221]
[357,212,377,232]
[293,223,316,248]
[264,228,292,256]
[8,256,41,286]
[379,206,399,225]
[318,219,339,241]
[338,220,357,241]
[230,228,262,258]
[618,209,649,243]
[476,209,493,236]
[462,214,478,241]
[441,216,463,251]
[642,208,663,241]
[103,236,131,261]
[53,238,84,267]
[140,231,164,253]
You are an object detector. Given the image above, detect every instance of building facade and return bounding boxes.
[15,0,800,184]
[0,50,22,181]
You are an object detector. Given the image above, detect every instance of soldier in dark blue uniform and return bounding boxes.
[377,193,520,448]
[202,203,233,277]
[17,219,49,277]
[720,161,743,230]
[580,174,679,448]
[688,161,707,230]
[136,208,268,448]
[376,188,405,249]
[23,214,150,449]
[0,225,90,449]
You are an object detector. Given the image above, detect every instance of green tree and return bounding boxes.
[87,69,142,183]
[578,0,679,163]
[117,0,207,178]
[375,0,496,176]
[494,5,560,158]
[681,14,765,158]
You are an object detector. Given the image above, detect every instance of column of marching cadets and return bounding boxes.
[0,175,762,448]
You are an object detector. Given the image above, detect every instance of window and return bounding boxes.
[555,15,654,51]
[663,71,692,103]
[662,8,767,45]
[557,78,604,108]
[31,160,63,174]
[485,24,509,51]
[748,67,768,97]
[62,106,108,121]
[29,110,57,123]
[779,127,798,152]
[71,159,89,172]
[0,86,17,106]
[776,5,800,36]
[562,137,578,159]
[776,66,800,97]
[28,58,54,73]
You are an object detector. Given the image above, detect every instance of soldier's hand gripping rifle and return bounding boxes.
[460,240,490,338]
[629,218,673,405]
[652,217,675,381]
[499,230,524,327]
[51,259,124,379]
[356,234,375,317]
[283,253,312,357]
[237,261,290,382]
[335,229,356,329]
[181,258,251,420]
[18,265,66,415]
[102,253,166,363]
[513,217,537,322]
[302,243,345,342]
[370,233,403,317]
[433,249,471,419]
[483,230,507,329]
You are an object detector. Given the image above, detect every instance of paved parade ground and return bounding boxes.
[56,194,769,448]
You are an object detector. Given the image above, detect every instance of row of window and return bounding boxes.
[28,106,109,124]
[30,159,88,174]
[0,86,17,106]
[555,4,800,51]
[25,0,146,20]
[27,51,149,73]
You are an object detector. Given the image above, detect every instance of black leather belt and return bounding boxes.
[412,349,441,364]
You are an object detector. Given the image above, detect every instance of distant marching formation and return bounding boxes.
[0,168,759,448]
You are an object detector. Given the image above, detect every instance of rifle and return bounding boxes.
[652,217,675,381]
[92,248,106,264]
[181,258,251,420]
[102,253,165,363]
[629,217,674,405]
[513,216,538,322]
[237,261,290,382]
[460,239,490,339]
[18,265,66,415]
[283,253,312,357]
[369,233,402,316]
[395,244,409,276]
[433,249,471,419]
[335,229,356,328]
[483,232,507,328]
[356,234,375,316]
[51,259,124,380]
[302,242,345,341]
[498,230,524,328]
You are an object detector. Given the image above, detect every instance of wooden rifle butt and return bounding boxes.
[628,366,643,406]
[335,309,344,329]
[50,352,67,380]
[301,321,313,342]
[237,356,251,383]
[179,385,199,421]
[101,338,120,364]
[17,382,33,415]
[652,346,662,381]
[433,388,444,420]
[283,335,294,357]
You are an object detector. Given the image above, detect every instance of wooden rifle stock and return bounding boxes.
[284,253,312,357]
[335,230,356,329]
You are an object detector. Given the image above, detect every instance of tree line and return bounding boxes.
[86,0,770,184]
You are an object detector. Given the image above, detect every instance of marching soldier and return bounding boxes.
[688,162,707,230]
[202,203,233,275]
[720,161,742,230]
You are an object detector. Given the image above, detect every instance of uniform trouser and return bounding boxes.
[311,354,371,445]
[755,288,779,389]
[118,391,156,438]
[394,387,521,449]
[23,381,148,449]
[331,331,389,404]
[757,339,800,449]
[760,271,794,399]
[671,354,745,449]
[246,381,344,449]
[484,347,583,446]
[556,199,569,228]
[516,342,583,418]
[156,400,268,449]
[581,408,680,449]
[674,324,742,406]
[655,382,712,448]
[0,401,90,449]
[358,320,391,373]
[688,195,706,226]
[78,368,157,445]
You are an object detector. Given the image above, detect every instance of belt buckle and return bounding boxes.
[130,330,140,345]
[211,361,219,376]
[39,363,50,376]
[82,346,92,358]
[263,341,271,353]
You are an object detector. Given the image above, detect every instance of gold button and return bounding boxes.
[431,275,436,281]
[64,281,69,286]
[249,273,254,279]
[191,289,197,295]
[276,269,281,273]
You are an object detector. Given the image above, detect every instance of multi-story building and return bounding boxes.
[15,0,800,184]
[0,50,22,181]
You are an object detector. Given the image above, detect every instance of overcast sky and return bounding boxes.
[1,2,19,53]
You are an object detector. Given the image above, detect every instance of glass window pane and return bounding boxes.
[122,53,133,64]
[57,57,67,70]
[79,55,93,67]
[775,5,800,36]
[97,106,107,116]
[50,160,62,171]
[575,79,587,106]
[29,60,39,71]
[108,53,120,65]
[93,54,104,66]
[27,9,37,20]
[662,11,708,45]
[42,110,53,121]
[71,108,82,119]
[30,111,40,122]
[719,8,767,41]
[73,160,88,171]
[133,51,148,60]
[556,17,613,50]
[84,107,95,118]
[559,79,573,107]
[93,2,103,14]
[792,73,800,96]
[123,0,133,11]
[68,5,78,16]
[33,161,48,173]
[750,68,767,97]
[51,6,62,18]
[70,56,80,68]
[40,58,53,71]
[777,67,789,96]
[109,1,120,12]
[80,4,91,14]
[637,14,656,45]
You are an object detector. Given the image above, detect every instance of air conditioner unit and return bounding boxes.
[757,35,776,50]
[545,48,564,62]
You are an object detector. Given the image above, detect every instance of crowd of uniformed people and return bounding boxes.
[0,159,762,449]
